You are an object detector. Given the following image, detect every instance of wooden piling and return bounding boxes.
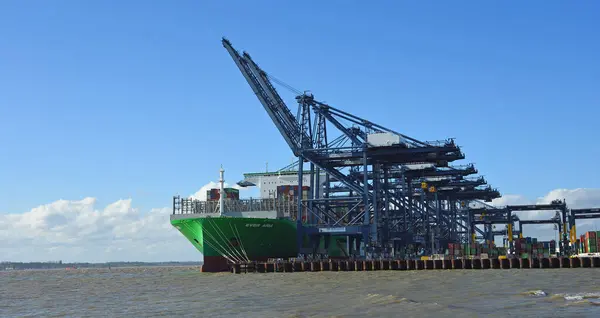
[231,257,600,274]
[510,258,520,269]
[482,258,491,269]
[416,260,424,270]
[443,259,452,269]
[452,259,462,269]
[425,260,434,270]
[463,259,472,269]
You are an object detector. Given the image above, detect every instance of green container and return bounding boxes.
[587,239,597,248]
[589,246,598,253]
[521,253,529,259]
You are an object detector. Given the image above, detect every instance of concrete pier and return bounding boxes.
[231,257,600,274]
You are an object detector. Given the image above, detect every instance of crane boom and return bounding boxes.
[242,52,306,146]
[222,38,308,155]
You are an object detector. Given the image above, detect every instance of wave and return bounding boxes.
[365,293,424,306]
[560,292,600,301]
[521,290,547,297]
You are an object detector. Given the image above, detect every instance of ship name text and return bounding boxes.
[245,223,274,228]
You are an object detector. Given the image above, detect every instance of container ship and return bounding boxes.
[170,167,349,272]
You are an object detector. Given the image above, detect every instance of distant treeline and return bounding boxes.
[1,261,202,270]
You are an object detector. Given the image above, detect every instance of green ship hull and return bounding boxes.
[171,216,348,272]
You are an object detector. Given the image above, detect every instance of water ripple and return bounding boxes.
[1,267,600,317]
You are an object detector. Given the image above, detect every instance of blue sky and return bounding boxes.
[1,1,599,260]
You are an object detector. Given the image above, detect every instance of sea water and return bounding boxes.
[1,266,599,317]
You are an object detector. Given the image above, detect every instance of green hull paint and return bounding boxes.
[171,216,348,261]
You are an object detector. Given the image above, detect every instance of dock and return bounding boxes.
[230,257,600,274]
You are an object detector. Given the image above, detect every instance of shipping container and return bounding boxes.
[276,185,310,198]
[206,187,240,201]
[585,231,596,240]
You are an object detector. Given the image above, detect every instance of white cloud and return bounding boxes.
[0,180,257,263]
[188,180,256,201]
[491,194,532,207]
[488,188,600,242]
[189,181,244,201]
[0,182,246,263]
[537,188,600,208]
[2,187,599,262]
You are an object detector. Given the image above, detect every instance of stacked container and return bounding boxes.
[579,231,598,253]
[206,188,240,201]
[447,243,463,257]
[514,237,556,258]
[276,185,309,200]
[447,242,507,258]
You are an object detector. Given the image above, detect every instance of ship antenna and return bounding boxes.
[219,165,225,216]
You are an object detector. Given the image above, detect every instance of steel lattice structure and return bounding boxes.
[222,38,596,258]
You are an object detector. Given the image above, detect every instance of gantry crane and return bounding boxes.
[222,38,502,258]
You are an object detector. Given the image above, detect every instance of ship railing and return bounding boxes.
[172,195,301,217]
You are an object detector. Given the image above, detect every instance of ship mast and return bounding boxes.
[219,165,225,216]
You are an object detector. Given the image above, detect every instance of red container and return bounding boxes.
[277,185,310,197]
[206,188,239,201]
